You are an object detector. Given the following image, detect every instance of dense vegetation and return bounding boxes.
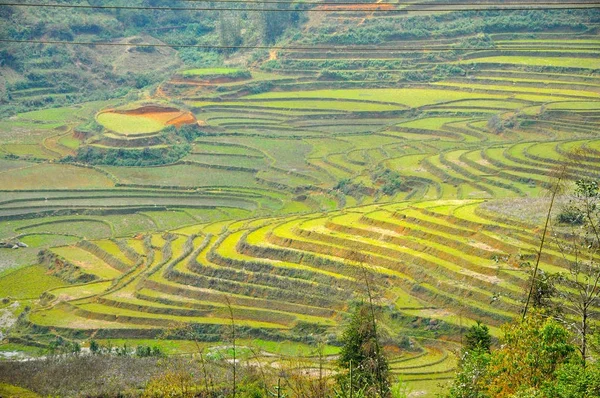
[1,1,599,396]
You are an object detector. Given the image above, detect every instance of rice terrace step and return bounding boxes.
[1,2,600,396]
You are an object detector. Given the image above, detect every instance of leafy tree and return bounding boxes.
[542,359,600,397]
[219,10,242,51]
[486,314,574,397]
[89,339,100,354]
[529,270,560,314]
[465,321,492,353]
[486,115,503,134]
[259,1,295,44]
[448,315,580,398]
[553,179,600,364]
[135,345,164,358]
[447,321,492,398]
[447,348,491,398]
[337,302,390,398]
[371,168,404,196]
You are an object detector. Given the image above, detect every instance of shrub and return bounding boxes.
[557,206,584,225]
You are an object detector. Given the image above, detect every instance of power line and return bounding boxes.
[68,0,600,5]
[1,1,598,12]
[2,38,599,52]
[162,0,600,3]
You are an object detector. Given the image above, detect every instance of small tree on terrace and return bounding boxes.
[336,302,390,398]
[554,179,600,365]
[447,321,492,398]
[487,314,574,397]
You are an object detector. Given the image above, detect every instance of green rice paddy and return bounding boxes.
[2,21,600,397]
[96,113,166,135]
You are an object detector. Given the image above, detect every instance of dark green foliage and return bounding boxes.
[448,315,584,397]
[49,336,81,355]
[69,144,191,167]
[334,178,370,198]
[90,339,100,354]
[574,179,599,201]
[543,360,600,398]
[372,168,403,196]
[530,270,560,312]
[447,322,492,398]
[135,345,164,358]
[172,124,206,142]
[337,303,390,398]
[303,10,596,45]
[447,348,491,398]
[0,2,220,114]
[557,205,585,225]
[75,119,104,135]
[66,124,205,166]
[334,170,405,199]
[218,10,243,50]
[465,321,492,353]
[178,50,223,68]
[259,2,299,44]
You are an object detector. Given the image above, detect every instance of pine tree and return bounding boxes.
[465,321,492,353]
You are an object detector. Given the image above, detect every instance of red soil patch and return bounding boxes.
[142,111,186,124]
[103,105,200,127]
[167,112,197,127]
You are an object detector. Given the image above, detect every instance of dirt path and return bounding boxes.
[358,0,387,26]
[269,49,278,61]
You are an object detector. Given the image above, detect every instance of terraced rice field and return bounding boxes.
[96,105,197,136]
[26,198,598,393]
[2,7,600,396]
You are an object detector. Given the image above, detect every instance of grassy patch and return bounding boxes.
[140,210,196,231]
[18,220,111,240]
[18,106,80,122]
[19,234,80,248]
[546,101,600,110]
[243,88,514,107]
[0,383,41,398]
[2,144,55,160]
[0,265,65,299]
[457,56,600,69]
[434,82,599,99]
[193,100,404,112]
[96,113,165,135]
[0,164,114,189]
[240,338,341,356]
[102,164,259,188]
[52,247,122,280]
[58,135,81,149]
[180,67,245,76]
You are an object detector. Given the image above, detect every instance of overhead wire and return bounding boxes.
[140,0,600,4]
[1,1,599,12]
[2,38,599,52]
[2,1,597,53]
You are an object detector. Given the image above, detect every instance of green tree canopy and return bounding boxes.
[337,302,390,398]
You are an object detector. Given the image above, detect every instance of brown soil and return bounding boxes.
[167,112,197,127]
[102,105,199,127]
[140,111,184,124]
[112,105,181,115]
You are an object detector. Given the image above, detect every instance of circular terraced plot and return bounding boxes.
[96,105,197,136]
